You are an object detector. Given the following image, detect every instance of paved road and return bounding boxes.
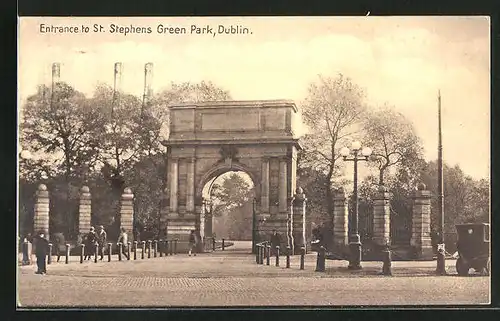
[17,241,490,307]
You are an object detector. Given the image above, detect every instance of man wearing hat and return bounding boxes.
[35,230,49,274]
[96,225,107,261]
[84,227,97,260]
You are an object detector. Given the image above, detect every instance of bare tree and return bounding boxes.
[362,104,423,186]
[300,73,367,217]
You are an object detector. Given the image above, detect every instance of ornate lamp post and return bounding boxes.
[252,198,257,254]
[340,141,372,270]
[20,150,32,161]
[436,90,447,275]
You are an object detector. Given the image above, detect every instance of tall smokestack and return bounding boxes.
[113,62,123,93]
[112,62,123,117]
[51,62,60,90]
[142,63,154,115]
[50,62,60,105]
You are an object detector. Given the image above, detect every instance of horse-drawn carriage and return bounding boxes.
[455,223,490,276]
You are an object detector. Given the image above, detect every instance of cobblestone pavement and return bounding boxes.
[17,241,490,307]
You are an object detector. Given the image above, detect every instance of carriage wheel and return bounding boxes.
[456,257,469,276]
[485,258,491,276]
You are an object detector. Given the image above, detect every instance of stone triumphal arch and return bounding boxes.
[161,100,306,253]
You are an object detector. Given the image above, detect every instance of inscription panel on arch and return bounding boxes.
[264,108,286,130]
[172,109,195,132]
[201,111,259,131]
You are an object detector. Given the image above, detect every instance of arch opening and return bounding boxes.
[200,170,256,252]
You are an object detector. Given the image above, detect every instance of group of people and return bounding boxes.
[82,225,108,261]
[25,225,131,275]
[83,226,129,261]
[27,228,280,274]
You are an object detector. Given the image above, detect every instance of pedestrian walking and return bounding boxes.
[117,227,129,260]
[35,231,49,274]
[97,225,107,260]
[51,232,64,263]
[270,229,281,256]
[84,227,97,260]
[21,234,32,265]
[188,230,197,256]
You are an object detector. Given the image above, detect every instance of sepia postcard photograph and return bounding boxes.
[17,16,491,308]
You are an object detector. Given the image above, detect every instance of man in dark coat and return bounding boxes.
[96,225,107,260]
[51,232,64,263]
[84,227,97,260]
[35,231,49,274]
[270,229,281,255]
[188,230,197,256]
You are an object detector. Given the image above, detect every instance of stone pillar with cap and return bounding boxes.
[410,183,433,260]
[260,157,270,214]
[278,158,288,213]
[34,184,50,238]
[78,186,92,236]
[292,187,306,255]
[372,185,391,248]
[120,187,134,242]
[333,187,349,249]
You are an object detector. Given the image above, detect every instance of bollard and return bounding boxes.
[133,241,138,260]
[141,241,146,259]
[436,244,447,276]
[107,243,112,262]
[286,246,291,268]
[259,245,264,264]
[47,243,53,265]
[256,245,260,263]
[213,238,216,251]
[275,246,280,267]
[118,243,123,261]
[94,244,99,263]
[382,248,393,276]
[315,246,326,272]
[147,240,152,259]
[65,244,70,264]
[170,240,174,256]
[300,247,305,270]
[153,240,158,258]
[165,240,170,256]
[159,240,164,257]
[127,242,131,260]
[266,244,271,265]
[222,238,225,251]
[174,239,178,254]
[80,244,85,263]
[22,241,31,265]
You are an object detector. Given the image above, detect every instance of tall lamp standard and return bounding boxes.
[20,150,32,161]
[252,198,257,254]
[436,90,447,275]
[340,141,372,270]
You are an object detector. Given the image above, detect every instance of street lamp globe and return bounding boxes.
[20,150,32,160]
[351,141,362,151]
[340,147,350,157]
[361,147,372,157]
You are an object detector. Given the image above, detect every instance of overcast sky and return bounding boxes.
[18,16,490,180]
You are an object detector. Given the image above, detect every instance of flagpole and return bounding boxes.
[436,90,446,275]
